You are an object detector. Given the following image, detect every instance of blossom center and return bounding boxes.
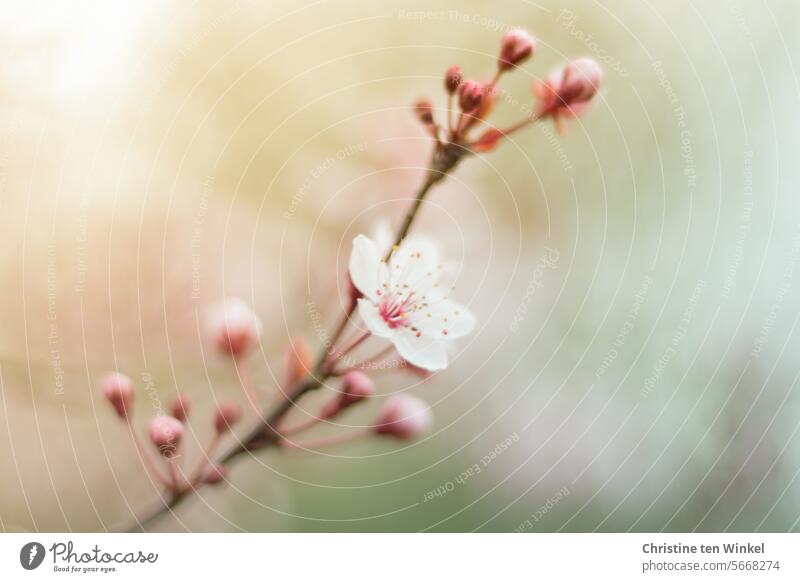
[378,293,417,329]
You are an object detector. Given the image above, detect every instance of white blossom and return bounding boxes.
[349,234,476,371]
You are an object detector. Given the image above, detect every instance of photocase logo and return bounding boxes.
[20,542,46,570]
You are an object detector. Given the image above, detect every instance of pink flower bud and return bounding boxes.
[458,80,485,114]
[537,58,603,118]
[203,465,228,485]
[340,371,375,406]
[100,372,135,419]
[445,65,463,94]
[321,371,375,418]
[214,400,243,433]
[169,393,192,423]
[557,58,603,105]
[499,28,536,71]
[283,336,313,388]
[413,99,434,125]
[473,83,499,125]
[207,298,263,358]
[148,415,184,457]
[374,394,432,440]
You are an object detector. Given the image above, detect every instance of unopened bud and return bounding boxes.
[374,394,432,440]
[474,83,500,124]
[214,400,243,433]
[499,28,536,71]
[321,371,375,418]
[207,298,263,358]
[169,393,192,423]
[100,372,135,419]
[538,58,603,118]
[557,58,602,105]
[204,465,228,485]
[148,416,184,457]
[283,336,313,388]
[413,99,434,125]
[445,65,463,94]
[458,80,485,113]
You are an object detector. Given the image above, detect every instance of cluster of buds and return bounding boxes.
[279,370,433,447]
[99,372,244,494]
[413,27,603,155]
[101,298,437,497]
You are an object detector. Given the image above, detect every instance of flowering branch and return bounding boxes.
[100,28,604,532]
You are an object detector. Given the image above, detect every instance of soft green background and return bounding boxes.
[0,0,798,531]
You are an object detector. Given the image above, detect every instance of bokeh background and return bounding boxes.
[0,0,799,532]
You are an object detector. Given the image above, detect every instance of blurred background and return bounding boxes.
[0,0,799,532]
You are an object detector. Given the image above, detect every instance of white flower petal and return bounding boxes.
[357,298,394,339]
[388,237,440,298]
[393,330,448,371]
[370,220,394,256]
[412,299,476,339]
[349,235,388,302]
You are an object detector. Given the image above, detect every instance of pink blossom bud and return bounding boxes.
[207,298,263,358]
[538,58,603,119]
[283,336,313,388]
[321,371,375,418]
[340,371,375,406]
[444,65,463,94]
[413,99,435,125]
[556,58,603,105]
[374,394,432,440]
[100,372,135,419]
[499,28,536,71]
[214,400,243,433]
[169,393,192,423]
[148,415,184,457]
[458,80,485,114]
[203,465,228,485]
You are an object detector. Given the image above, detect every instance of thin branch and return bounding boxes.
[278,428,369,450]
[121,142,467,532]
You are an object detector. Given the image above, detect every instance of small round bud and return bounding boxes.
[558,58,603,105]
[538,58,603,119]
[283,336,313,388]
[499,28,536,71]
[340,371,375,406]
[374,394,433,440]
[321,371,375,418]
[100,372,135,419]
[169,393,192,423]
[444,65,463,94]
[203,465,228,485]
[207,298,263,358]
[214,400,243,433]
[474,83,499,123]
[458,80,485,113]
[148,416,184,457]
[413,99,434,125]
